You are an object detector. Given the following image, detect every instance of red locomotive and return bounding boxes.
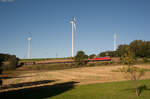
[93,57,111,61]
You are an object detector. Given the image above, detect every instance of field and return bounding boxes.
[0,64,150,99]
[1,64,150,90]
[19,57,72,63]
[19,57,120,64]
[1,79,150,99]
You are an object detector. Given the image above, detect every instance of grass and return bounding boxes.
[18,63,78,71]
[18,61,115,71]
[20,57,72,63]
[1,79,150,99]
[112,67,150,72]
[19,61,119,71]
[48,79,150,99]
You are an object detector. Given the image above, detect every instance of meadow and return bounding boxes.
[0,79,150,99]
[1,59,150,99]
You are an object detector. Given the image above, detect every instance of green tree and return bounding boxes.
[117,44,129,57]
[129,40,150,57]
[74,51,88,66]
[99,52,106,57]
[99,51,119,57]
[0,54,19,70]
[120,47,145,96]
[7,55,19,70]
[120,46,136,65]
[129,40,144,57]
[0,56,4,86]
[143,41,150,57]
[89,54,96,59]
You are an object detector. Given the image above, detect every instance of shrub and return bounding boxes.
[89,54,96,59]
[2,55,19,70]
[120,47,145,96]
[142,57,149,63]
[95,61,112,66]
[88,63,96,66]
[74,51,88,66]
[0,56,3,86]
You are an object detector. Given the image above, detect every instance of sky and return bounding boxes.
[0,0,150,59]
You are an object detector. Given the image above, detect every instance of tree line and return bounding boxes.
[99,40,150,58]
[0,53,19,86]
[0,53,19,70]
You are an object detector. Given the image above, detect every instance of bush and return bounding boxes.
[88,63,96,66]
[89,54,96,59]
[2,55,19,70]
[74,51,88,66]
[96,62,112,66]
[22,63,77,71]
[142,57,149,63]
[0,54,19,86]
[0,60,3,74]
[0,56,3,86]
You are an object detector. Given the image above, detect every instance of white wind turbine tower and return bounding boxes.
[114,33,117,51]
[70,16,76,58]
[27,36,32,59]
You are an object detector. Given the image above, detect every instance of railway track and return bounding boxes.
[21,58,111,65]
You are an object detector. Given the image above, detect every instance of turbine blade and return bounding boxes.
[73,16,76,22]
[74,23,76,31]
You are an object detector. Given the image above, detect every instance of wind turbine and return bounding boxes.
[27,34,32,59]
[114,33,117,51]
[70,16,76,58]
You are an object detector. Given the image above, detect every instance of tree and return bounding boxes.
[0,54,19,70]
[7,55,19,70]
[99,52,106,57]
[0,56,4,87]
[74,51,88,66]
[120,47,145,96]
[99,51,118,57]
[117,44,129,57]
[143,41,150,57]
[129,40,144,57]
[120,46,136,65]
[129,40,150,57]
[89,54,96,59]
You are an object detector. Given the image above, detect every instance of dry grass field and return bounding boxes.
[1,64,150,92]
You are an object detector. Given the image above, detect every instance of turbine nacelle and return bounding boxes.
[28,37,32,41]
[70,21,73,24]
[70,21,75,24]
[70,16,76,24]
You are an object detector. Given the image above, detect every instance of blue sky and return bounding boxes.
[0,0,150,58]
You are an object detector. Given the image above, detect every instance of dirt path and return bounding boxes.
[1,65,150,92]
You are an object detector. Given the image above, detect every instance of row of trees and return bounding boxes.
[72,40,150,65]
[74,46,146,96]
[98,41,148,96]
[0,56,3,86]
[65,40,150,96]
[74,51,88,65]
[99,40,150,58]
[119,46,146,96]
[0,53,19,87]
[0,53,19,70]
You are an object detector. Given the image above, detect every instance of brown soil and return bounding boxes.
[1,64,150,92]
